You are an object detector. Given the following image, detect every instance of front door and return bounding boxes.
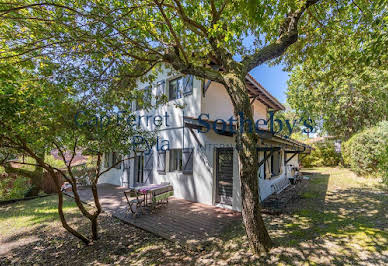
[216,148,234,205]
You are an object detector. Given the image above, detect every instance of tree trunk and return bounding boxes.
[223,73,273,254]
[91,154,103,240]
[90,184,101,240]
[47,168,90,244]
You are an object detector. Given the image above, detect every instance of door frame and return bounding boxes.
[214,147,234,206]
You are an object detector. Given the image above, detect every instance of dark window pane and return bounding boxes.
[169,79,177,100]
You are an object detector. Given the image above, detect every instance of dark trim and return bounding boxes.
[257,147,281,152]
[188,127,204,148]
[258,150,276,168]
[285,152,298,164]
[203,80,212,95]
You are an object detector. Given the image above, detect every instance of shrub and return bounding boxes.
[343,121,388,178]
[302,140,342,167]
[0,176,31,201]
[378,146,388,184]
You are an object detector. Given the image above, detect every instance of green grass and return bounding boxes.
[1,167,387,265]
[206,167,388,264]
[0,196,78,235]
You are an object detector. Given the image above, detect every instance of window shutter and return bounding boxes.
[156,80,165,96]
[143,152,153,184]
[134,155,138,181]
[183,75,193,96]
[157,150,166,174]
[144,152,153,170]
[182,148,194,174]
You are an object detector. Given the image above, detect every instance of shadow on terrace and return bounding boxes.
[68,183,241,248]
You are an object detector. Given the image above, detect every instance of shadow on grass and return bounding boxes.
[1,170,387,265]
[0,196,194,265]
[199,169,388,265]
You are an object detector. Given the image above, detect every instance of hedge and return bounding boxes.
[378,145,388,184]
[301,140,342,167]
[343,121,388,178]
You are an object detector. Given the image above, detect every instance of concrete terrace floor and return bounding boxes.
[70,183,241,248]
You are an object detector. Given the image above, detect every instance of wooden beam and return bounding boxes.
[257,147,281,152]
[258,150,276,168]
[285,152,298,164]
[187,127,204,148]
[203,80,212,95]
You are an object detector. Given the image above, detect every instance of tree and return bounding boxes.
[0,0,375,254]
[0,60,154,243]
[284,0,388,139]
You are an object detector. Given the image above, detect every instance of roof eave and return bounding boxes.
[245,74,285,111]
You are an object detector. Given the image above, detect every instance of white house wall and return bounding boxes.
[99,66,291,212]
[202,81,269,124]
[286,153,299,168]
[258,150,290,201]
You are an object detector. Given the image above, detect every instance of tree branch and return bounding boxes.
[243,0,320,73]
[154,0,189,64]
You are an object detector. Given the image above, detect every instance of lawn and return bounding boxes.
[1,167,387,265]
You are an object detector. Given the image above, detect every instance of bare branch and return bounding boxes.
[243,0,320,72]
[98,155,135,177]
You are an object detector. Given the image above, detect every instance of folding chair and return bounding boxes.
[124,189,144,218]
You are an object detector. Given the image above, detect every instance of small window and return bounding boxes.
[169,149,182,172]
[168,75,193,101]
[104,152,121,169]
[169,77,183,100]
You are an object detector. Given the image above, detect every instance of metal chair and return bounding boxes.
[124,189,144,218]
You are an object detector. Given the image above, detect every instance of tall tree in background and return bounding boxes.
[284,1,388,139]
[0,0,379,253]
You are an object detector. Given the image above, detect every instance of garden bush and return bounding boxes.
[0,175,31,201]
[342,121,388,178]
[378,146,388,185]
[301,140,342,167]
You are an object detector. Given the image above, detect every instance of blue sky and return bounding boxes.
[249,63,290,104]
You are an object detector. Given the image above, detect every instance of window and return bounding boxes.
[168,75,193,100]
[112,152,121,169]
[134,154,144,183]
[169,77,183,100]
[104,152,121,169]
[169,149,182,172]
[157,150,166,174]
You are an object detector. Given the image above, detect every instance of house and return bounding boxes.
[99,67,311,211]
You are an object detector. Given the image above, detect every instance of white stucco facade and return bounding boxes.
[99,67,307,211]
